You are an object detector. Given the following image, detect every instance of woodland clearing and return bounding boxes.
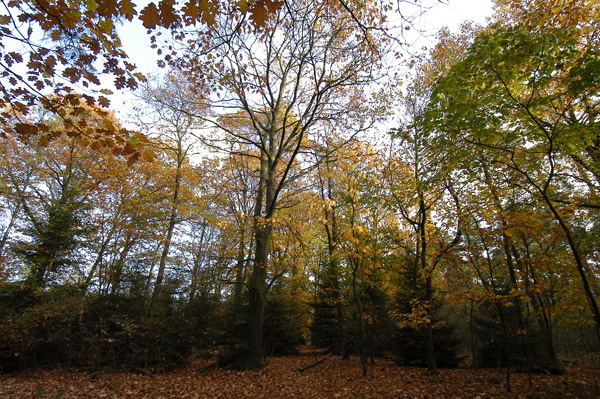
[0,348,597,399]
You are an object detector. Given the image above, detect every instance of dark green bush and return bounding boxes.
[263,289,305,356]
[0,283,194,372]
[393,323,462,368]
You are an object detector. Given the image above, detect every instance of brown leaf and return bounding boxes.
[14,122,37,137]
[140,2,160,29]
[158,0,178,28]
[264,0,282,14]
[97,0,119,17]
[98,96,111,108]
[63,67,80,83]
[249,2,268,29]
[199,0,216,26]
[181,0,199,24]
[119,0,137,21]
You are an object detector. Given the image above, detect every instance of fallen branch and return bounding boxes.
[297,350,334,372]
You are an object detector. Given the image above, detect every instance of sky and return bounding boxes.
[117,0,494,75]
[110,0,494,114]
[424,0,493,30]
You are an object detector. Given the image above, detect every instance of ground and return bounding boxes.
[0,348,597,398]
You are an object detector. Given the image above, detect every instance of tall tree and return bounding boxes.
[425,0,600,341]
[172,0,388,368]
[134,72,207,311]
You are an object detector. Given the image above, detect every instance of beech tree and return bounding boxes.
[167,0,389,368]
[424,0,600,341]
[133,72,208,311]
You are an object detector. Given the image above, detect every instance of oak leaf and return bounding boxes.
[97,0,119,17]
[140,2,160,29]
[98,96,111,107]
[119,0,137,21]
[199,0,216,26]
[249,2,268,28]
[158,0,178,28]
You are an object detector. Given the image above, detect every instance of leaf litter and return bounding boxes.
[1,348,597,398]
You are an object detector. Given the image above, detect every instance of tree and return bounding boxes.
[169,0,388,368]
[133,72,207,312]
[424,0,600,342]
[0,0,149,157]
[385,47,465,372]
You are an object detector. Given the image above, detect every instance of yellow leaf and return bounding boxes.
[103,118,115,131]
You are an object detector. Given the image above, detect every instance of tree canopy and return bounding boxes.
[0,2,599,395]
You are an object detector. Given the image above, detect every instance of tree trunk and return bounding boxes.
[233,225,247,318]
[244,223,271,368]
[351,258,368,377]
[84,223,117,291]
[0,201,20,260]
[419,195,438,373]
[423,274,437,373]
[110,236,134,296]
[542,191,600,343]
[239,144,273,369]
[150,154,183,312]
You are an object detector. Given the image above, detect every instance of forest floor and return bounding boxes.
[0,347,598,398]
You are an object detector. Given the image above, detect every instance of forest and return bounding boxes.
[0,0,599,397]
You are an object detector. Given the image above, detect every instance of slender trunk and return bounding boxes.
[84,224,117,291]
[190,222,209,302]
[470,299,475,368]
[145,239,163,296]
[423,274,437,373]
[110,236,133,296]
[483,160,526,329]
[418,195,437,373]
[333,268,348,359]
[0,202,20,260]
[542,192,600,343]
[497,301,512,392]
[351,258,368,377]
[324,207,347,358]
[151,153,183,311]
[524,247,559,367]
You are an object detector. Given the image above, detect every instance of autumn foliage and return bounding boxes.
[0,0,600,397]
